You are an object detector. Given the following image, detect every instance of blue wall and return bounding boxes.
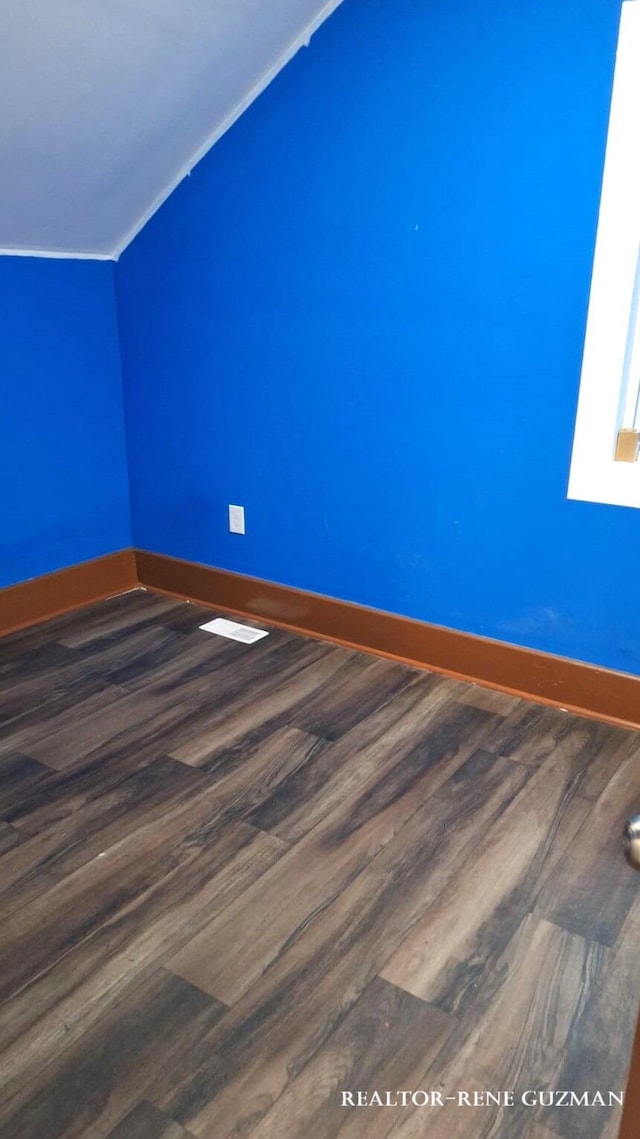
[0,258,131,588]
[117,0,639,673]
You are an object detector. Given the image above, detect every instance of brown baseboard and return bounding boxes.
[0,550,138,637]
[6,546,639,731]
[135,549,640,730]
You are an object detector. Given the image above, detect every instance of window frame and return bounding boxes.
[567,0,640,508]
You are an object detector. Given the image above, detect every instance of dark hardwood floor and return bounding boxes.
[0,588,639,1139]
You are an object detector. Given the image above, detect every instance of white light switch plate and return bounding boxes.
[229,504,245,534]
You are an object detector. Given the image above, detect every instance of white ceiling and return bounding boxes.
[0,0,342,259]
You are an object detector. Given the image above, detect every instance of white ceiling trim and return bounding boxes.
[111,0,344,260]
[0,247,116,261]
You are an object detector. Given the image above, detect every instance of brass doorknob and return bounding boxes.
[624,816,640,870]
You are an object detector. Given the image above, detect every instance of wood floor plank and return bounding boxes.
[160,630,329,707]
[247,976,454,1139]
[534,744,640,945]
[105,1102,198,1139]
[0,724,314,920]
[0,754,52,809]
[0,683,130,762]
[0,825,286,1099]
[570,724,640,803]
[481,702,576,766]
[378,727,619,1009]
[383,915,606,1139]
[104,627,238,690]
[244,675,472,844]
[0,616,237,717]
[0,640,78,694]
[65,623,188,686]
[168,705,507,1008]
[539,894,640,1139]
[0,778,263,1008]
[289,654,415,740]
[55,591,189,649]
[192,724,327,831]
[454,682,521,716]
[156,750,529,1138]
[5,675,445,839]
[167,643,355,764]
[3,705,312,840]
[107,619,294,698]
[0,758,215,918]
[1,688,280,835]
[0,601,120,659]
[0,970,226,1139]
[0,675,128,755]
[0,822,24,856]
[7,723,320,857]
[147,599,212,631]
[0,627,183,715]
[23,685,199,770]
[484,703,639,801]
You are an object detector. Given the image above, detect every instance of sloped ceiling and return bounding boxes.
[0,0,343,259]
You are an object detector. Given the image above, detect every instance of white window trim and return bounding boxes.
[568,0,640,508]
